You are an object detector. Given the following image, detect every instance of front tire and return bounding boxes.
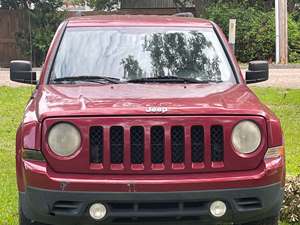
[236,216,279,225]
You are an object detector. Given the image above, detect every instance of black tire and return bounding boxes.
[19,199,48,225]
[236,216,279,225]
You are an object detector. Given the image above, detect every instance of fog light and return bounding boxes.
[210,201,227,218]
[89,203,107,220]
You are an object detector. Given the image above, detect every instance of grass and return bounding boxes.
[252,87,300,176]
[0,87,34,225]
[0,86,299,225]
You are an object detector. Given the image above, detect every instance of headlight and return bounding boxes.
[48,123,81,157]
[231,120,261,154]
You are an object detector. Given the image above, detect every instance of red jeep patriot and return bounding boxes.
[11,15,285,225]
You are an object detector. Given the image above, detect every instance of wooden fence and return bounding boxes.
[0,10,29,67]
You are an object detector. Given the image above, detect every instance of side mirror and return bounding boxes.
[10,60,37,85]
[246,61,269,84]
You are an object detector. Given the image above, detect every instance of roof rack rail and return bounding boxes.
[173,12,194,18]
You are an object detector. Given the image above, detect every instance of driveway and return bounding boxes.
[0,68,41,87]
[1,68,300,88]
[246,68,300,89]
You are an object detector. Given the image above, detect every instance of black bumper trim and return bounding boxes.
[21,183,284,225]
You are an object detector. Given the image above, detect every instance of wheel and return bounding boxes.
[19,198,48,225]
[236,216,279,225]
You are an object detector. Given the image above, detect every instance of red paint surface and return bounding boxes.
[21,157,284,192]
[41,115,268,175]
[67,15,213,28]
[16,15,284,192]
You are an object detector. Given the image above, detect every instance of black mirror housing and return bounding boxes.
[246,61,269,84]
[10,60,37,85]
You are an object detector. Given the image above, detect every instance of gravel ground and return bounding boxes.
[1,68,300,88]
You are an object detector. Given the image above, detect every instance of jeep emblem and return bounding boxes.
[146,107,168,113]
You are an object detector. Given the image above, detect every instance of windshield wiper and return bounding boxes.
[127,76,212,84]
[52,76,121,84]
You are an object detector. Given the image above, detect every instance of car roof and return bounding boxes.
[67,15,213,28]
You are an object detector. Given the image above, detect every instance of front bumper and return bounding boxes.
[21,183,283,225]
[20,157,285,192]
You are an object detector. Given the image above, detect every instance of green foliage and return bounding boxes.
[288,15,300,63]
[281,176,300,223]
[206,2,300,63]
[9,0,66,66]
[87,0,119,11]
[207,3,275,62]
[29,0,66,66]
[0,0,30,9]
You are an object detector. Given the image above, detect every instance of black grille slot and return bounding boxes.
[139,202,178,211]
[171,126,185,163]
[52,201,82,215]
[151,126,165,164]
[191,126,204,162]
[110,126,124,164]
[211,126,224,162]
[236,197,262,210]
[131,126,144,164]
[109,200,208,223]
[90,126,103,163]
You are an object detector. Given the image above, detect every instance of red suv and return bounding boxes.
[11,15,285,225]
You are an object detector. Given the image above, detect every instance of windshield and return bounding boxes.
[50,27,236,83]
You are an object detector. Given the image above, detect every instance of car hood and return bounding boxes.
[34,83,269,121]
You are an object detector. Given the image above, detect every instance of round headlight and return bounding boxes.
[48,123,81,157]
[232,120,261,154]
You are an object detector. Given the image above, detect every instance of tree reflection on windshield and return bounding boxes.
[122,31,221,82]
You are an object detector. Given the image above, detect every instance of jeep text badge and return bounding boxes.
[146,107,168,113]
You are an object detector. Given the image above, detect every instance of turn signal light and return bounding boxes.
[264,146,285,159]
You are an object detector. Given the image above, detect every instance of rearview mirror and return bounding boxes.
[246,61,269,84]
[10,60,37,85]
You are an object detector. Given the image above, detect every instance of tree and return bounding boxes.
[194,0,214,17]
[87,0,120,11]
[7,0,66,66]
[0,0,30,9]
[194,0,300,17]
[121,55,143,79]
[144,31,221,81]
[173,0,193,13]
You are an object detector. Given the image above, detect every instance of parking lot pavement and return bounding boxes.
[1,68,300,88]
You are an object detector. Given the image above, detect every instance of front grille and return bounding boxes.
[191,126,204,163]
[211,126,224,162]
[171,126,185,163]
[131,126,144,164]
[51,201,82,216]
[235,197,262,210]
[151,126,164,164]
[110,126,124,164]
[90,124,224,171]
[90,127,103,163]
[108,200,209,223]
